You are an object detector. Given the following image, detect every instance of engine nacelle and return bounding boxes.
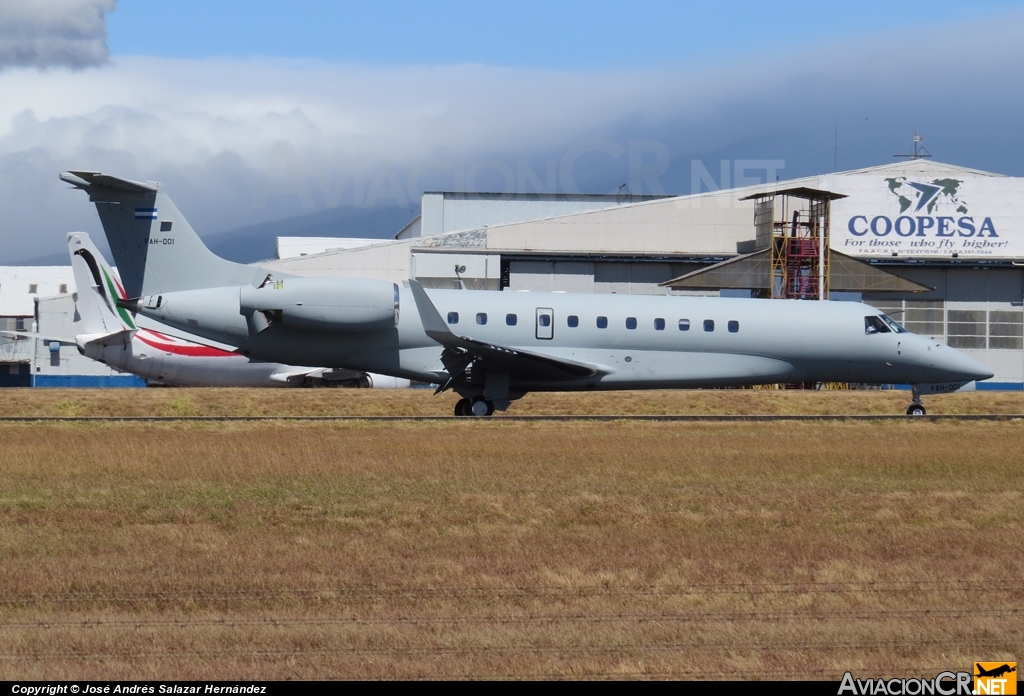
[240,277,398,333]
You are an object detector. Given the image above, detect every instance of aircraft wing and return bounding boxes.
[408,280,603,384]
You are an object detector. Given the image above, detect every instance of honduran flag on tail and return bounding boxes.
[134,208,157,220]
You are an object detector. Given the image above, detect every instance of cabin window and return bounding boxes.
[476,312,487,325]
[506,313,517,326]
[28,284,37,294]
[567,315,579,328]
[59,284,68,294]
[679,319,690,331]
[538,314,551,327]
[704,319,715,332]
[654,318,665,330]
[864,316,890,334]
[728,320,739,333]
[596,316,608,329]
[447,312,459,325]
[625,317,637,330]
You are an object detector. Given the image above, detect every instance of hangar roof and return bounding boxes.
[268,160,1023,279]
[740,187,848,201]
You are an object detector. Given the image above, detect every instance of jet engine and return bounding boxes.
[240,277,399,334]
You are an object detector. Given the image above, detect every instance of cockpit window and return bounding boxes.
[865,316,890,335]
[880,314,908,333]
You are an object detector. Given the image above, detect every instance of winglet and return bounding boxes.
[408,280,459,348]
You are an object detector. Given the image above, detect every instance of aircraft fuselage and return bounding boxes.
[136,284,992,392]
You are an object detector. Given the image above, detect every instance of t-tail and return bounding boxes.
[60,171,271,299]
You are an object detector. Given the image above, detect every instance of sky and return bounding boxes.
[1,0,1024,263]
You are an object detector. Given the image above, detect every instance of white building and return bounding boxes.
[0,267,143,387]
[0,267,75,386]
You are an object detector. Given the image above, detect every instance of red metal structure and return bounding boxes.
[742,187,846,300]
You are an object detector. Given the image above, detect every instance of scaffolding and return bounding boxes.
[742,187,846,300]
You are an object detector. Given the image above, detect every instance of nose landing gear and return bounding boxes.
[906,385,926,416]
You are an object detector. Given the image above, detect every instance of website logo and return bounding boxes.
[974,662,1017,695]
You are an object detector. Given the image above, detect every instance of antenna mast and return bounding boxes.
[894,131,932,160]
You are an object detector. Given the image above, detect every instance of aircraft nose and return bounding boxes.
[937,344,994,382]
[967,359,995,382]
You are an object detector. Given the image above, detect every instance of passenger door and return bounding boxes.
[536,307,554,340]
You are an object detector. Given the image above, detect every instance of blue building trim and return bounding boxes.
[31,374,147,388]
[975,382,1024,391]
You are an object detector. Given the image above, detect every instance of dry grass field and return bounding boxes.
[0,385,1023,417]
[0,398,1021,679]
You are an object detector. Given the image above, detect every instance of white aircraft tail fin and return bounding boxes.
[68,232,137,336]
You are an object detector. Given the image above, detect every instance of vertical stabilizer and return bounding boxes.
[68,232,136,334]
[60,171,270,298]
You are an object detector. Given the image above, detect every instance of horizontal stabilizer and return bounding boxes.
[77,329,136,350]
[0,330,75,345]
[60,171,157,193]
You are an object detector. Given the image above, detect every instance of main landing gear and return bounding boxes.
[906,385,926,416]
[454,396,495,417]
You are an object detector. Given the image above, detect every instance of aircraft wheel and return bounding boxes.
[454,398,471,417]
[906,404,926,416]
[470,397,495,417]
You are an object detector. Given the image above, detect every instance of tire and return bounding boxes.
[470,398,494,417]
[906,404,926,416]
[454,398,471,416]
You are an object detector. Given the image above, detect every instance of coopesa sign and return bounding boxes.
[847,214,998,238]
[830,174,1021,258]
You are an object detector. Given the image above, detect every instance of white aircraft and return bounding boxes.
[61,171,992,415]
[23,232,410,389]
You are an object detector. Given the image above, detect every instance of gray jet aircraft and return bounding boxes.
[60,170,993,416]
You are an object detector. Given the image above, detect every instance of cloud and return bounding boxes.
[0,0,116,70]
[0,7,1023,263]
